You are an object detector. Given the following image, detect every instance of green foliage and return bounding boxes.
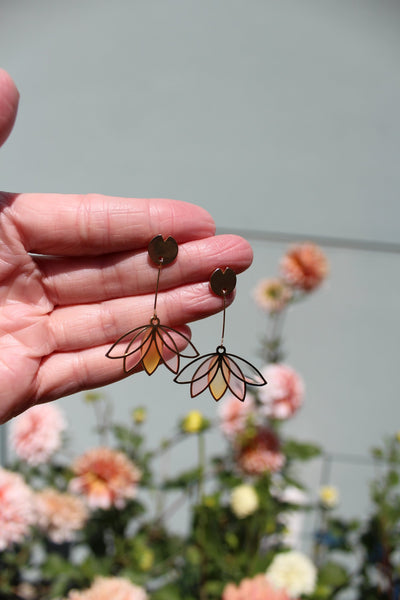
[283,439,322,461]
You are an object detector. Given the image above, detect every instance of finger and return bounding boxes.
[0,69,19,147]
[48,281,234,353]
[38,234,253,305]
[7,193,216,255]
[33,328,192,404]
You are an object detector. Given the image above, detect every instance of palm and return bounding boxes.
[0,216,51,418]
[0,70,252,423]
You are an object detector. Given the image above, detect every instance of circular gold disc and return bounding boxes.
[148,235,179,266]
[210,267,237,296]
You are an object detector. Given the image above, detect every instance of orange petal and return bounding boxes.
[142,337,161,375]
[209,361,229,401]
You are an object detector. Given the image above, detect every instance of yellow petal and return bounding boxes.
[209,361,229,401]
[142,337,161,375]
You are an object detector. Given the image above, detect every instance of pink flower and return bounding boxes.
[280,243,328,292]
[66,577,148,600]
[0,468,35,550]
[259,364,304,420]
[69,447,142,510]
[218,394,255,437]
[237,428,285,475]
[35,489,89,543]
[222,574,291,600]
[10,404,66,465]
[253,278,292,313]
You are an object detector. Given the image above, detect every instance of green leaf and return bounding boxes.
[318,561,350,588]
[282,439,322,461]
[162,467,202,489]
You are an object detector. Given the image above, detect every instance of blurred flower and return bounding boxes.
[66,576,148,600]
[15,583,36,600]
[259,364,304,420]
[132,407,147,424]
[218,394,255,437]
[266,551,317,598]
[223,574,291,600]
[182,410,205,433]
[253,278,292,313]
[280,243,328,292]
[230,484,259,518]
[0,468,35,550]
[84,391,103,403]
[35,488,89,543]
[396,431,400,443]
[138,548,154,571]
[237,427,285,475]
[10,404,66,465]
[319,485,339,509]
[69,447,141,510]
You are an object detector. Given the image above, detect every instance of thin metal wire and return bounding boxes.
[220,292,227,346]
[153,260,163,317]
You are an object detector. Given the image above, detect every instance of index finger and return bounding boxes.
[5,193,216,255]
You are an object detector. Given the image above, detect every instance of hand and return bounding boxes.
[0,69,252,423]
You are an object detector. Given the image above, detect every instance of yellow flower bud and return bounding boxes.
[203,495,216,508]
[84,391,103,403]
[132,407,147,424]
[319,485,339,508]
[139,548,154,571]
[182,410,204,433]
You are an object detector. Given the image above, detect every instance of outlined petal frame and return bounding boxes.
[174,344,266,401]
[106,316,199,376]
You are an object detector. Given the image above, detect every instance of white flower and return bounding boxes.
[266,551,317,598]
[319,485,339,508]
[230,484,259,519]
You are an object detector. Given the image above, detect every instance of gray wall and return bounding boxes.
[1,1,400,530]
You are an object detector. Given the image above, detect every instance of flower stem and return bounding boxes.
[198,431,206,501]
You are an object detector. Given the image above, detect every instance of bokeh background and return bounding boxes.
[1,0,400,539]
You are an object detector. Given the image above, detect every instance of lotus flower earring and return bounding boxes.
[174,267,267,401]
[106,235,199,375]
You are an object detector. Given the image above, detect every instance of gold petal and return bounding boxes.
[209,361,229,401]
[142,337,161,375]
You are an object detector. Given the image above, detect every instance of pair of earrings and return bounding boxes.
[106,235,266,401]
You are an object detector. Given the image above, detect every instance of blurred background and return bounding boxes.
[1,0,399,539]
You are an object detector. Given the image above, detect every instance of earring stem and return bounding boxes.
[220,292,227,346]
[153,260,163,317]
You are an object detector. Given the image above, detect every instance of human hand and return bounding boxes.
[0,69,253,423]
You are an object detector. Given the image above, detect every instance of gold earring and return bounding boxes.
[106,235,199,375]
[174,267,266,401]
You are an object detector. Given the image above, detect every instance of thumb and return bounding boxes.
[0,69,19,148]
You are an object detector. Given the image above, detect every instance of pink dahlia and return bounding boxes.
[0,468,35,550]
[69,447,142,509]
[66,576,148,600]
[36,488,89,543]
[259,364,304,420]
[10,403,66,465]
[223,574,291,600]
[280,243,328,292]
[237,428,285,475]
[253,278,292,313]
[218,394,255,437]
